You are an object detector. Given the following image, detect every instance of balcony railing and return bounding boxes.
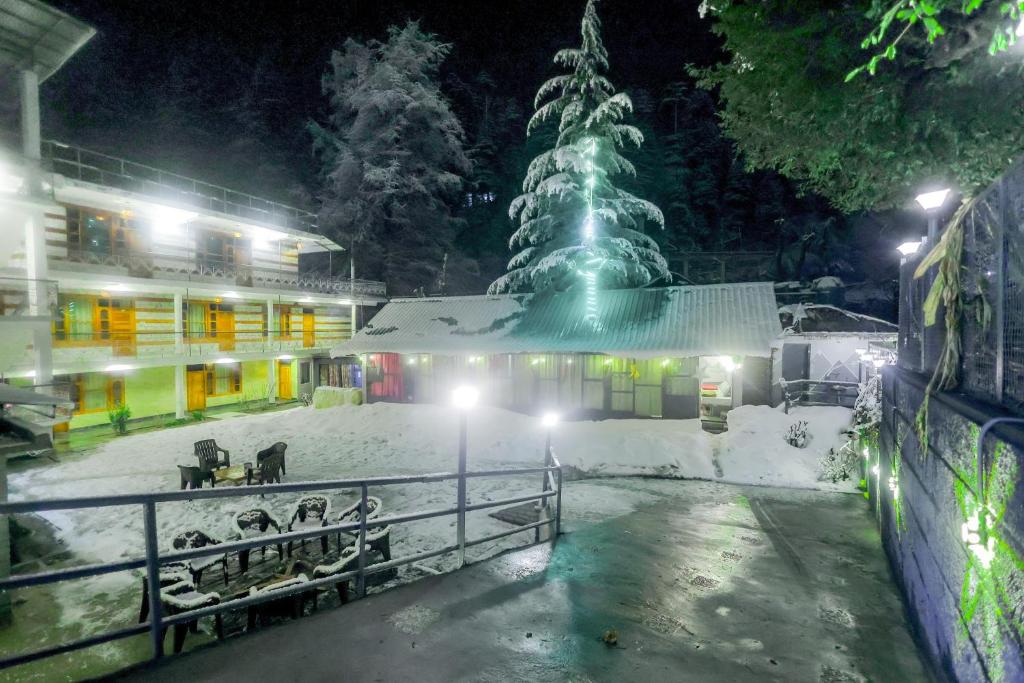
[50,330,349,364]
[53,249,386,300]
[41,140,319,234]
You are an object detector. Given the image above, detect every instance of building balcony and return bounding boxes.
[43,330,347,372]
[50,249,386,300]
[41,140,318,235]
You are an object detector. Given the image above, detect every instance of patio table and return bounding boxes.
[212,465,247,486]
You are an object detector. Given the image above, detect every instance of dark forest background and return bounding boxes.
[39,0,910,304]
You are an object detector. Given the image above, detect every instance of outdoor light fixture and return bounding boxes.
[896,241,922,257]
[452,385,479,410]
[107,283,130,292]
[223,291,240,299]
[276,354,293,360]
[149,205,196,232]
[718,356,741,372]
[215,357,238,364]
[104,364,133,372]
[915,188,951,211]
[873,358,886,368]
[962,512,996,568]
[541,412,560,428]
[299,297,313,303]
[871,464,880,476]
[407,357,417,365]
[888,476,898,494]
[337,299,352,306]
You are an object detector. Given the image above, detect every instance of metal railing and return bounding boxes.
[0,451,563,671]
[781,379,860,413]
[41,140,319,234]
[54,249,386,299]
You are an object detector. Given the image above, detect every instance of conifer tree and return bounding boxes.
[489,0,668,294]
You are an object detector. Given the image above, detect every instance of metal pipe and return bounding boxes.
[142,501,164,660]
[357,483,368,597]
[456,413,468,567]
[975,418,1024,509]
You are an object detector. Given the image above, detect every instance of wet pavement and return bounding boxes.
[122,482,934,682]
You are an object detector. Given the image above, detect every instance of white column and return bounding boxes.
[25,211,52,386]
[174,364,186,419]
[268,358,277,404]
[20,69,40,161]
[350,303,358,335]
[173,292,184,355]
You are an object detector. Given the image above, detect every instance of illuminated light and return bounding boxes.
[888,476,898,493]
[104,363,133,372]
[962,512,996,568]
[872,358,886,368]
[337,299,352,306]
[107,283,130,292]
[1017,17,1024,37]
[299,297,313,303]
[603,358,613,366]
[566,358,573,365]
[215,357,238,364]
[452,385,479,410]
[586,176,596,188]
[915,188,951,211]
[223,291,240,299]
[871,464,880,476]
[120,209,133,219]
[855,348,866,355]
[531,358,541,366]
[0,163,24,193]
[233,231,242,238]
[276,354,293,360]
[661,359,670,367]
[863,448,870,459]
[896,241,922,256]
[149,205,196,233]
[717,355,737,372]
[407,357,417,365]
[541,412,560,428]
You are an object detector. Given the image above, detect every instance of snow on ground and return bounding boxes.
[7,401,853,640]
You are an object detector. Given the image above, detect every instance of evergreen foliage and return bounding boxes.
[697,0,1024,212]
[311,22,471,295]
[490,0,669,294]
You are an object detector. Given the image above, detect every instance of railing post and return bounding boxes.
[554,455,563,539]
[356,483,368,598]
[142,501,163,661]
[537,431,552,543]
[456,413,468,568]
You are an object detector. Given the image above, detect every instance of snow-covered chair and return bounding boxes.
[138,563,192,623]
[159,584,223,654]
[246,573,313,628]
[233,509,284,573]
[171,529,229,586]
[334,496,382,549]
[256,441,287,476]
[287,496,332,557]
[312,545,359,604]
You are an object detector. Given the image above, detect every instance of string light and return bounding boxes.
[962,511,996,568]
[581,137,599,323]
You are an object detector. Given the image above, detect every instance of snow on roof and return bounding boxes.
[779,304,897,334]
[333,282,782,359]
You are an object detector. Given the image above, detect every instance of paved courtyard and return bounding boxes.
[123,481,933,682]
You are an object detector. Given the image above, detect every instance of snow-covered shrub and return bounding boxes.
[852,375,881,432]
[818,443,859,483]
[785,420,809,448]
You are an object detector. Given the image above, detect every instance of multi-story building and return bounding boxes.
[0,1,385,431]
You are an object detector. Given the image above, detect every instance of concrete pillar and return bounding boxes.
[25,211,52,386]
[175,364,186,419]
[173,292,184,355]
[350,303,358,335]
[268,358,277,404]
[20,69,40,161]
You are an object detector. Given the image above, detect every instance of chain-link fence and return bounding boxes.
[898,158,1024,415]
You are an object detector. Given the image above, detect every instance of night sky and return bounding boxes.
[42,0,714,188]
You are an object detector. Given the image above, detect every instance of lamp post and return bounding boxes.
[452,385,479,567]
[915,188,951,245]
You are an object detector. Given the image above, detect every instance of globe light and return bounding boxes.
[897,241,922,256]
[541,412,560,428]
[915,188,951,211]
[452,385,479,410]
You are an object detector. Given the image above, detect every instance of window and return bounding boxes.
[71,374,123,414]
[274,305,294,339]
[185,301,207,338]
[54,295,95,342]
[66,207,136,257]
[205,363,241,395]
[300,361,311,384]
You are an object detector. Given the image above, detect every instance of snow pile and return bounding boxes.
[716,404,855,489]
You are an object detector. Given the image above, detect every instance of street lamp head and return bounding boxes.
[541,412,560,428]
[915,188,951,212]
[452,385,480,410]
[896,241,922,256]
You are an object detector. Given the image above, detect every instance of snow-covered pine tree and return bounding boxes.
[488,0,669,294]
[311,22,470,295]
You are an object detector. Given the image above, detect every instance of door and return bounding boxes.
[278,360,293,400]
[210,303,235,351]
[741,356,772,406]
[302,309,315,348]
[186,367,206,411]
[781,343,810,382]
[662,357,700,419]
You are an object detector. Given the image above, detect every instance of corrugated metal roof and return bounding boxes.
[0,0,95,83]
[333,283,782,358]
